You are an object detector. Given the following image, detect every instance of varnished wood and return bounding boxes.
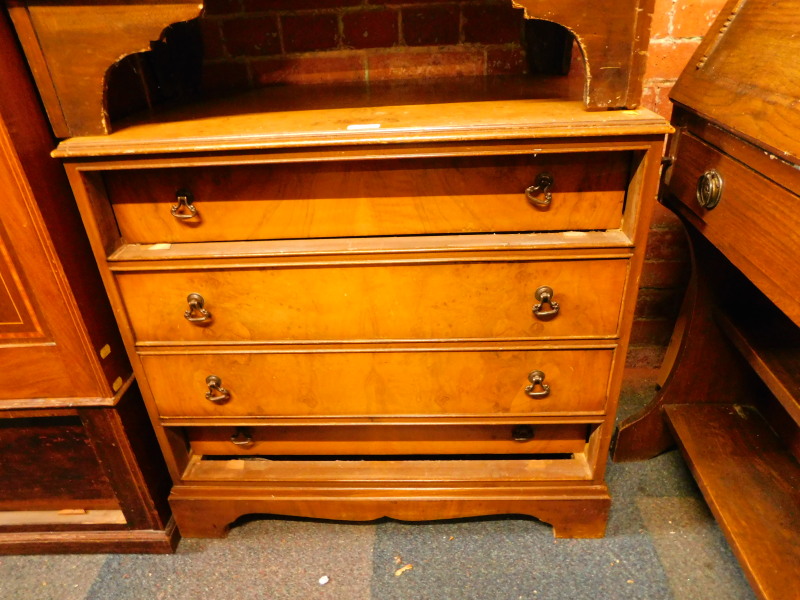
[0,10,175,553]
[6,0,202,137]
[670,0,800,166]
[52,81,669,158]
[117,258,629,344]
[170,483,609,539]
[187,423,590,456]
[105,151,630,242]
[45,30,667,537]
[667,133,800,325]
[614,6,800,595]
[664,403,800,600]
[514,0,654,109]
[140,348,614,419]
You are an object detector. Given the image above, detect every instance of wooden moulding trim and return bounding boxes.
[0,373,133,409]
[161,415,607,427]
[134,339,618,355]
[107,231,635,264]
[180,454,595,483]
[0,517,179,554]
[59,137,666,166]
[133,335,621,350]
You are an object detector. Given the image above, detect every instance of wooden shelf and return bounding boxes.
[53,76,669,158]
[716,309,800,427]
[664,403,800,600]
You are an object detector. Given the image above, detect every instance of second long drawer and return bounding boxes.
[118,258,628,344]
[141,347,614,418]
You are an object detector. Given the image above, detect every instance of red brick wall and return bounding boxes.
[200,0,530,91]
[198,0,729,369]
[627,0,727,368]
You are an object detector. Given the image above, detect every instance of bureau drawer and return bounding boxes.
[185,423,590,456]
[118,259,628,343]
[668,133,800,321]
[104,152,630,243]
[141,348,613,418]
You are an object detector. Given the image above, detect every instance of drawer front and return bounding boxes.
[186,423,590,456]
[141,348,613,418]
[118,259,628,343]
[104,152,630,243]
[669,133,800,322]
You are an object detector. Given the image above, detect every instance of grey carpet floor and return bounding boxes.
[0,381,755,600]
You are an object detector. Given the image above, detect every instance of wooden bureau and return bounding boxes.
[48,80,669,537]
[613,0,800,596]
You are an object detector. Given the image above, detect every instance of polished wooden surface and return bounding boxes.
[665,403,800,600]
[105,150,630,242]
[670,0,800,165]
[141,347,614,418]
[0,9,175,554]
[668,132,800,325]
[5,0,202,137]
[53,79,669,158]
[187,423,590,456]
[117,258,629,344]
[614,2,800,593]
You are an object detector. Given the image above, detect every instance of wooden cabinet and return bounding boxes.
[51,81,668,538]
[0,8,175,554]
[613,0,800,597]
[4,0,668,539]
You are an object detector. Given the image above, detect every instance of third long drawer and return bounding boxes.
[141,346,614,419]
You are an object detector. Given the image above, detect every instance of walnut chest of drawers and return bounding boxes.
[54,81,669,538]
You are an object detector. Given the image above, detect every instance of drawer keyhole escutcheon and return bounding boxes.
[230,427,254,448]
[525,370,551,398]
[696,170,723,210]
[533,285,560,320]
[512,424,535,441]
[184,293,212,323]
[205,375,231,404]
[171,188,198,220]
[525,172,554,207]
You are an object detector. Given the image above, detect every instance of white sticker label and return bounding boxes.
[148,243,171,250]
[346,123,382,131]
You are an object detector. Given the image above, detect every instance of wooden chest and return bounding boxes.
[52,79,668,537]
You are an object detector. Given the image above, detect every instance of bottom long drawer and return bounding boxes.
[141,348,614,418]
[185,423,591,456]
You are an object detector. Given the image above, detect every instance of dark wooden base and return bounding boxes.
[0,517,179,555]
[170,485,610,539]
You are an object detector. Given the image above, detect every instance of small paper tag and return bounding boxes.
[148,243,171,250]
[346,123,381,131]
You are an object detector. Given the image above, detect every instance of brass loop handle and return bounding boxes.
[525,173,554,207]
[525,370,551,399]
[533,285,560,320]
[696,170,723,210]
[512,424,535,442]
[171,188,198,220]
[184,293,212,323]
[205,375,230,404]
[230,427,254,448]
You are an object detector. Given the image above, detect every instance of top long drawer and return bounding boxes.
[103,152,631,243]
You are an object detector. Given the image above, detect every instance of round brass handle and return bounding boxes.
[533,285,560,320]
[525,172,554,207]
[512,424,535,441]
[696,170,723,210]
[230,427,254,448]
[525,370,551,399]
[184,293,212,323]
[205,375,230,404]
[171,188,198,220]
